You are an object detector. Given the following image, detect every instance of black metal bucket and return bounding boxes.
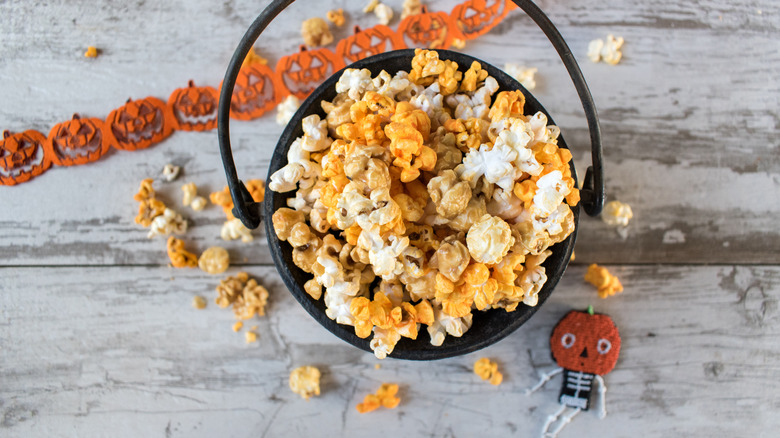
[218,0,605,360]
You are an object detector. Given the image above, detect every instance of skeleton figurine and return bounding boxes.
[526,308,622,438]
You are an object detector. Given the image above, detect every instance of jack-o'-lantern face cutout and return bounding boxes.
[106,97,174,151]
[276,45,345,101]
[168,80,220,131]
[0,129,52,185]
[397,6,461,49]
[451,0,513,40]
[45,114,114,166]
[550,310,621,375]
[336,25,406,64]
[228,62,281,121]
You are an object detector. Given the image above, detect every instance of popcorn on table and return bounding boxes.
[588,34,624,65]
[289,366,321,400]
[269,49,579,359]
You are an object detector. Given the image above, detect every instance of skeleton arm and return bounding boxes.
[525,367,563,395]
[594,375,607,419]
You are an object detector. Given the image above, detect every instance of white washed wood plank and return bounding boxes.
[2,265,779,436]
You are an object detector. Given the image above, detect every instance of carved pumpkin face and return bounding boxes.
[168,80,220,131]
[550,310,621,375]
[45,114,113,166]
[106,97,174,151]
[0,130,52,185]
[276,46,345,101]
[397,6,460,49]
[228,62,281,121]
[451,0,512,40]
[336,25,406,64]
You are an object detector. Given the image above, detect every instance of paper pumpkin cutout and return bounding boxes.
[167,80,220,131]
[397,6,462,49]
[0,129,52,185]
[45,114,114,167]
[228,62,282,121]
[106,97,174,151]
[336,25,407,65]
[276,45,345,101]
[550,310,621,376]
[450,0,514,40]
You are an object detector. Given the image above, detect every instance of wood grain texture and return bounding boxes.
[2,265,779,437]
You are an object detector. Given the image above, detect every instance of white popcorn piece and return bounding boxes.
[161,164,180,182]
[335,68,374,101]
[533,170,570,217]
[427,305,473,346]
[147,208,187,238]
[587,38,604,63]
[268,138,322,193]
[602,200,634,227]
[528,111,559,147]
[300,114,331,152]
[411,82,448,128]
[359,226,409,279]
[374,3,394,25]
[221,218,254,243]
[372,70,420,101]
[324,290,356,325]
[487,187,525,222]
[181,182,207,211]
[190,196,207,211]
[370,326,402,359]
[446,76,499,121]
[518,250,551,306]
[276,95,301,126]
[466,214,515,265]
[588,34,624,65]
[456,142,518,192]
[504,63,538,90]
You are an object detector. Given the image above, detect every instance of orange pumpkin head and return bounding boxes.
[45,114,114,166]
[276,45,345,101]
[397,6,462,49]
[336,25,407,64]
[451,0,513,40]
[0,129,52,185]
[167,80,220,131]
[550,310,621,375]
[228,62,282,121]
[106,97,174,151]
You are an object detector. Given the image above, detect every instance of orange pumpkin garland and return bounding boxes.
[167,80,220,132]
[336,25,407,65]
[397,5,462,50]
[275,45,345,101]
[105,97,175,151]
[45,114,114,166]
[227,62,283,121]
[0,129,52,185]
[450,0,515,40]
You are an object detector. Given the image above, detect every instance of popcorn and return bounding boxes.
[221,218,254,243]
[301,17,334,47]
[335,68,374,101]
[460,61,488,93]
[503,64,538,90]
[289,366,322,400]
[148,208,188,239]
[452,38,466,49]
[363,0,379,13]
[588,34,624,65]
[434,272,473,317]
[210,186,235,219]
[356,383,400,413]
[166,236,198,268]
[585,264,624,298]
[215,272,269,320]
[242,47,268,67]
[162,164,180,182]
[276,95,301,126]
[532,170,570,216]
[326,8,345,27]
[466,215,514,265]
[429,237,470,282]
[301,114,331,152]
[373,3,394,25]
[517,250,550,307]
[427,304,473,346]
[602,200,633,227]
[192,296,207,309]
[134,178,166,227]
[198,246,230,274]
[456,142,517,191]
[245,331,258,343]
[474,358,503,385]
[272,208,306,241]
[84,46,98,58]
[181,182,206,211]
[401,0,423,19]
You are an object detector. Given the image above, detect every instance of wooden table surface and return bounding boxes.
[2,0,778,436]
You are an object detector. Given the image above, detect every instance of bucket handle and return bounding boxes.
[218,0,606,229]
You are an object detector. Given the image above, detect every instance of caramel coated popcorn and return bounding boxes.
[301,17,334,47]
[198,246,230,274]
[326,9,345,27]
[215,272,269,320]
[269,49,578,358]
[289,366,322,400]
[474,357,503,385]
[585,264,623,298]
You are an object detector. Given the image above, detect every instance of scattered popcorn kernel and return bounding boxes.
[245,331,258,343]
[277,95,302,126]
[363,0,379,13]
[373,3,394,25]
[289,366,322,400]
[210,186,235,219]
[148,208,188,239]
[192,295,207,309]
[587,38,604,63]
[221,218,254,243]
[216,272,248,308]
[452,38,466,49]
[503,63,537,90]
[401,0,423,19]
[242,47,268,67]
[374,363,381,370]
[167,236,198,268]
[585,264,624,298]
[588,34,624,65]
[601,200,633,227]
[246,179,265,203]
[356,383,400,413]
[84,46,98,58]
[198,246,230,275]
[474,357,503,385]
[233,321,243,332]
[233,278,270,319]
[190,196,207,211]
[327,8,345,27]
[162,164,180,182]
[181,182,198,206]
[301,17,334,47]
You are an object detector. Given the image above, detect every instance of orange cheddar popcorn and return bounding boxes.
[585,264,624,298]
[356,383,401,413]
[474,357,503,385]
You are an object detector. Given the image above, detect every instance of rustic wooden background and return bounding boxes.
[1,0,778,436]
